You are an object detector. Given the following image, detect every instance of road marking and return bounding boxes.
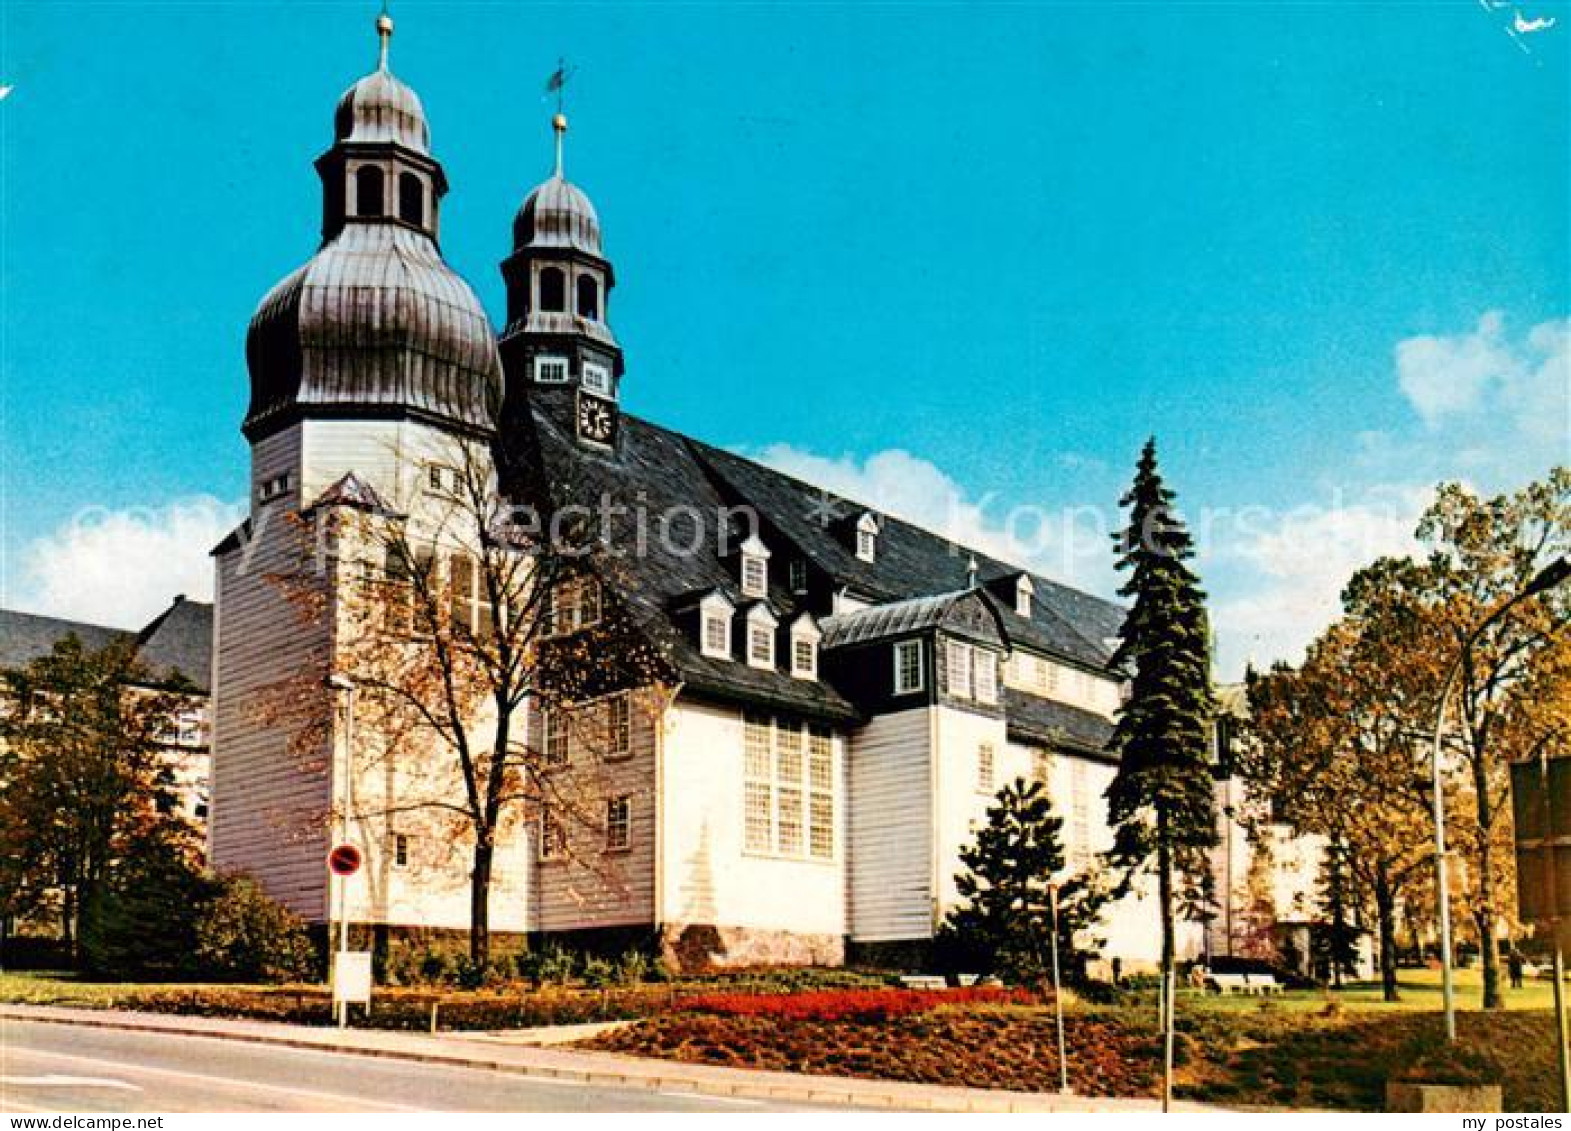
[2,1075,142,1092]
[8,1045,428,1112]
[658,1091,765,1106]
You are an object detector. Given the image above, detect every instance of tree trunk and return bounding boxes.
[1374,866,1400,1002]
[470,831,494,969]
[61,887,76,967]
[1471,752,1503,1009]
[1157,816,1175,1113]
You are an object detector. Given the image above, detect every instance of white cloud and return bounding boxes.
[12,496,243,629]
[1396,310,1516,427]
[1393,312,1569,455]
[747,443,1118,595]
[1203,484,1432,680]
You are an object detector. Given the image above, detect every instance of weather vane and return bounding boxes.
[545,57,577,116]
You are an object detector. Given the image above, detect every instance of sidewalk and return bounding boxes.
[0,1002,1223,1113]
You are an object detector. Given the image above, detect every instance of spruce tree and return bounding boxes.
[1105,438,1217,1107]
[937,779,1110,985]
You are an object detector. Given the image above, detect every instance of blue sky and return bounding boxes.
[1,1,1566,676]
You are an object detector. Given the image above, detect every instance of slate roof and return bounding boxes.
[133,597,214,693]
[0,599,213,694]
[687,437,1123,671]
[501,403,1125,741]
[822,590,993,650]
[1004,689,1116,760]
[0,609,130,670]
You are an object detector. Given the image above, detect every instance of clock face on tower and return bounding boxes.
[576,391,617,447]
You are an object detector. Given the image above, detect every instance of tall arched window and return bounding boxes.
[539,267,566,313]
[398,172,424,226]
[576,275,600,320]
[355,165,385,217]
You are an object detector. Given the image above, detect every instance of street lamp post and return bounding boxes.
[1430,555,1571,1042]
[326,673,357,1029]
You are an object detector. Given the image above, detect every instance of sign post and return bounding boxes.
[1511,752,1571,1113]
[328,843,367,1028]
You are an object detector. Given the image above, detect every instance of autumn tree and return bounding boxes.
[1410,469,1570,1008]
[0,635,191,964]
[268,435,673,968]
[1242,575,1438,1002]
[937,778,1113,985]
[1104,439,1217,1109]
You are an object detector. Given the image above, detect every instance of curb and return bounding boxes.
[0,1006,1116,1112]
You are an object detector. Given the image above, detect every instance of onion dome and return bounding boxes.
[334,69,430,153]
[242,12,501,442]
[512,114,603,255]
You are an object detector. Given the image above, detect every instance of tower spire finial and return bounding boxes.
[376,4,393,73]
[544,57,574,179]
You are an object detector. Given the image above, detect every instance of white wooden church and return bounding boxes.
[211,15,1184,970]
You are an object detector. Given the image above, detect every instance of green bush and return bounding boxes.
[582,955,615,988]
[79,832,214,979]
[616,948,649,985]
[193,875,315,982]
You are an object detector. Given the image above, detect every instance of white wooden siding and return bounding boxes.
[846,708,933,942]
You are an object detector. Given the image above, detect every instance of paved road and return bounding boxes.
[0,1019,842,1113]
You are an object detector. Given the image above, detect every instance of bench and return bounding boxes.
[899,975,949,991]
[1205,971,1282,996]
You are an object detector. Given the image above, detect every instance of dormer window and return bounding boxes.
[699,592,734,659]
[739,535,771,599]
[534,355,569,384]
[1016,575,1035,618]
[582,361,612,396]
[789,559,808,594]
[546,576,601,636]
[745,605,779,670]
[789,614,821,680]
[855,513,879,563]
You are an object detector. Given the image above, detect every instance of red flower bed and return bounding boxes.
[678,986,1033,1022]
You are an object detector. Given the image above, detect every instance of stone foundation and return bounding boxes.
[659,923,845,972]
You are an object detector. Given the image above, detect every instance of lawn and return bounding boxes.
[1178,966,1558,1015]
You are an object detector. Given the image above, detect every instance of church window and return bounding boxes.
[534,355,569,384]
[792,636,816,679]
[398,172,424,226]
[977,742,995,794]
[1016,575,1034,618]
[577,274,600,320]
[894,639,924,694]
[946,639,974,699]
[742,714,837,861]
[702,610,730,657]
[748,622,774,668]
[741,555,767,598]
[258,472,292,504]
[604,693,632,760]
[854,512,879,562]
[974,650,998,705]
[355,165,385,217]
[539,266,566,312]
[546,576,601,636]
[539,807,565,860]
[605,795,632,851]
[581,361,612,396]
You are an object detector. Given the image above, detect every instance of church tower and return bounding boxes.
[211,13,504,925]
[499,114,623,449]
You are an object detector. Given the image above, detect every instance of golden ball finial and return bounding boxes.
[376,13,394,36]
[553,112,568,133]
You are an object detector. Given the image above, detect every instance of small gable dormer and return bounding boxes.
[744,604,779,670]
[1016,574,1035,618]
[789,612,821,679]
[697,590,735,659]
[854,512,880,563]
[738,534,771,599]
